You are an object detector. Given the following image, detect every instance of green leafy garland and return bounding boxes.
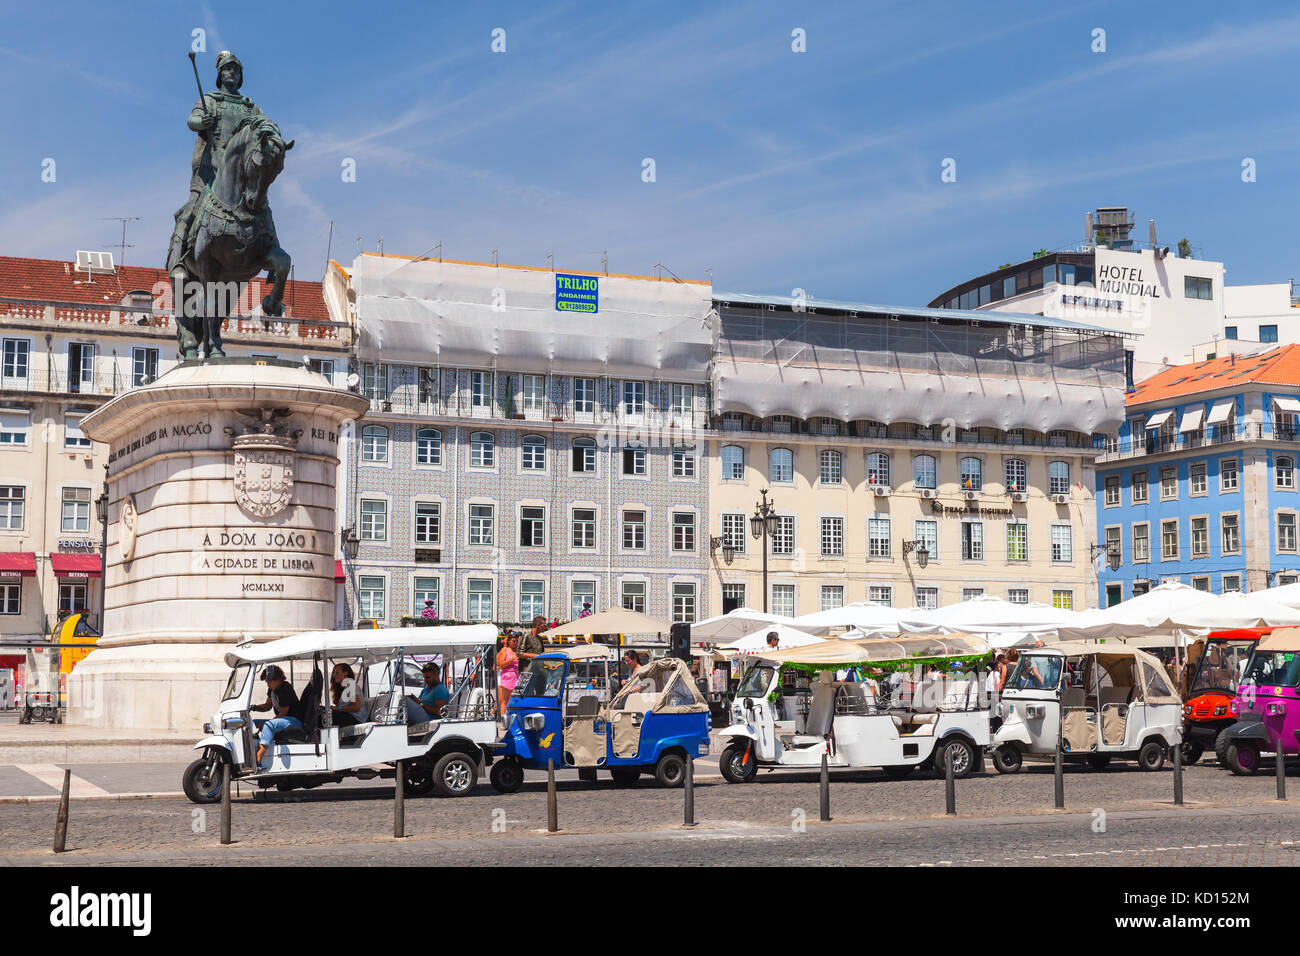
[775,653,993,678]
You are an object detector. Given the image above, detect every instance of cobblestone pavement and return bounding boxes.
[2,762,1298,865]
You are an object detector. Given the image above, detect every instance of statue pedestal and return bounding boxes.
[66,360,368,730]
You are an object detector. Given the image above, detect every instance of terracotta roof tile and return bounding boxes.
[1129,344,1300,407]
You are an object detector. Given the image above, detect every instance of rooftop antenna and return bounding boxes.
[411,241,442,264]
[355,236,363,257]
[547,252,553,272]
[491,248,498,267]
[324,219,334,275]
[654,261,683,282]
[587,250,607,275]
[378,237,384,257]
[102,216,140,267]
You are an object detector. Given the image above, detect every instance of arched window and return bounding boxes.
[721,445,745,480]
[867,452,891,486]
[360,425,388,463]
[415,428,442,466]
[1004,458,1027,493]
[1048,460,1070,495]
[520,434,546,470]
[571,437,596,473]
[819,450,843,484]
[769,447,793,483]
[469,431,495,468]
[1278,456,1295,490]
[913,455,936,489]
[959,457,982,491]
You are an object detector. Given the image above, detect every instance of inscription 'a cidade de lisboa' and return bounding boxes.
[197,531,324,592]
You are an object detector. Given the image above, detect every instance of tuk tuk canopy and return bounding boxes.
[1041,641,1180,705]
[1257,627,1300,653]
[609,657,708,715]
[224,624,499,667]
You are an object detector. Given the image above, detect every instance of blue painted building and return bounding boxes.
[1095,346,1300,605]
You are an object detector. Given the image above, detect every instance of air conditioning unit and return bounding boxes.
[963,490,980,502]
[1051,494,1069,505]
[872,485,891,497]
[1011,492,1027,503]
[919,488,937,500]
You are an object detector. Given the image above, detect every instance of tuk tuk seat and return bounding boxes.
[273,725,311,744]
[337,721,375,743]
[574,694,601,717]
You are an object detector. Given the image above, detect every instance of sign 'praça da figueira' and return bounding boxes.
[929,500,1015,518]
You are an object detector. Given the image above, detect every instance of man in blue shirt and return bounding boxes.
[407,662,450,723]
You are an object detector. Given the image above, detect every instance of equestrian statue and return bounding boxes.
[167,50,294,360]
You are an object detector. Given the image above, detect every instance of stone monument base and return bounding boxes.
[66,643,230,731]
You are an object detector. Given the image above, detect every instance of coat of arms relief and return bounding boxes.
[227,408,302,519]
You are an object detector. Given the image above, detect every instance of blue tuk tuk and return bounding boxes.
[489,646,711,791]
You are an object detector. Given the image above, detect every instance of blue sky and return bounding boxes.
[2,0,1299,305]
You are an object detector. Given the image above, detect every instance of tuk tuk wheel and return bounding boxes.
[991,745,1022,774]
[719,742,757,784]
[182,753,228,804]
[609,767,640,787]
[1085,755,1111,769]
[489,758,524,794]
[933,738,976,779]
[1223,741,1260,776]
[1179,742,1203,766]
[432,751,478,797]
[1137,740,1167,772]
[654,752,687,788]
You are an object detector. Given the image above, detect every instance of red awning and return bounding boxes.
[334,560,345,584]
[50,553,102,578]
[0,552,36,577]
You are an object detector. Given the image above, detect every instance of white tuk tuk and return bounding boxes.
[717,635,993,782]
[991,640,1182,773]
[183,624,499,802]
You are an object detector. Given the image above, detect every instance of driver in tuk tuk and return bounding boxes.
[251,665,302,769]
[406,662,450,723]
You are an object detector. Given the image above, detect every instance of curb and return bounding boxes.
[0,791,188,805]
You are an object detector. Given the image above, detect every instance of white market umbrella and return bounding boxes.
[896,594,1079,634]
[1163,592,1300,630]
[545,608,672,638]
[724,623,826,654]
[794,602,906,635]
[690,607,796,643]
[1252,581,1300,609]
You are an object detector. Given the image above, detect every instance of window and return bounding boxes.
[359,499,388,541]
[519,506,546,548]
[1008,588,1029,605]
[360,425,389,463]
[1162,519,1180,560]
[959,457,982,491]
[1005,459,1027,493]
[820,516,844,557]
[2,338,30,385]
[672,582,697,622]
[868,517,891,558]
[913,455,936,489]
[672,512,696,552]
[470,371,491,408]
[1189,462,1207,496]
[572,377,595,414]
[363,363,387,402]
[1050,525,1072,562]
[867,452,890,486]
[1260,325,1279,344]
[721,445,745,480]
[1048,461,1070,496]
[1221,514,1240,555]
[469,431,496,468]
[671,445,696,478]
[771,516,795,556]
[1191,516,1209,557]
[1220,457,1238,492]
[769,448,793,483]
[819,450,843,484]
[1184,276,1213,300]
[721,583,746,613]
[621,510,646,550]
[570,581,596,619]
[670,384,694,422]
[962,588,985,601]
[1104,525,1121,564]
[622,443,646,476]
[914,519,938,559]
[520,435,546,471]
[1225,327,1238,340]
[468,504,495,546]
[64,416,91,450]
[60,487,91,533]
[415,428,442,466]
[1052,590,1074,610]
[413,577,439,617]
[520,374,546,412]
[820,586,844,611]
[519,580,546,620]
[1133,524,1150,563]
[571,437,597,474]
[1223,574,1243,594]
[916,588,938,610]
[467,579,493,621]
[721,513,747,553]
[0,410,30,446]
[1132,470,1148,504]
[0,582,19,614]
[770,584,795,618]
[622,380,645,417]
[1277,456,1295,490]
[1006,523,1028,562]
[1160,466,1178,499]
[358,576,386,620]
[414,502,441,545]
[0,486,24,530]
[1279,513,1297,552]
[1104,476,1120,507]
[621,581,646,613]
[571,508,596,549]
[961,521,983,560]
[131,347,158,387]
[868,586,893,607]
[311,359,337,384]
[68,343,95,393]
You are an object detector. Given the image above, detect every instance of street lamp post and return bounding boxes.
[901,539,930,606]
[342,525,360,626]
[749,489,779,613]
[93,465,109,630]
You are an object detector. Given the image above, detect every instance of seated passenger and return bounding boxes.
[406,662,450,724]
[330,663,367,728]
[252,665,301,769]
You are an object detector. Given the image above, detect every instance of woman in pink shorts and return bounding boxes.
[497,632,521,718]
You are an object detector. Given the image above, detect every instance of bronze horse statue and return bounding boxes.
[171,115,294,360]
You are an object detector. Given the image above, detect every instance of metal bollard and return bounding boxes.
[1173,741,1183,807]
[819,751,831,821]
[546,758,558,832]
[1277,742,1287,801]
[1053,745,1064,809]
[394,761,406,838]
[683,756,696,827]
[53,768,70,853]
[944,747,956,816]
[220,762,232,845]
